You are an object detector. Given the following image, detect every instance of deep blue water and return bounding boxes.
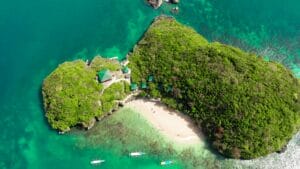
[0,0,299,169]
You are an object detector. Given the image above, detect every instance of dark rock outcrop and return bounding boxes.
[170,0,179,4]
[276,144,288,154]
[80,118,96,130]
[147,0,163,9]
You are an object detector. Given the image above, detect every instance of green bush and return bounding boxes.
[128,16,300,159]
[100,81,131,113]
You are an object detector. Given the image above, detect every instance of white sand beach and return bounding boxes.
[125,99,205,145]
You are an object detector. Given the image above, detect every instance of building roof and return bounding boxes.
[147,75,154,82]
[141,82,147,89]
[130,83,138,91]
[122,66,130,74]
[98,69,112,82]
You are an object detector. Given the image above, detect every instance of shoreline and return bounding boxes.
[125,98,205,146]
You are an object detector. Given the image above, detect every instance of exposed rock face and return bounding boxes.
[170,0,179,4]
[80,118,96,130]
[276,144,288,154]
[147,0,163,9]
[147,0,179,9]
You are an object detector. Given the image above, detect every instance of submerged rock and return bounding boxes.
[171,6,179,14]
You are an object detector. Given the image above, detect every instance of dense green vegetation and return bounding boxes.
[128,16,300,159]
[101,81,130,113]
[90,56,121,72]
[42,57,129,132]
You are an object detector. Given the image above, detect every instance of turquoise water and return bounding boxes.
[0,0,299,169]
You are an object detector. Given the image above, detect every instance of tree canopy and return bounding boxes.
[128,16,300,159]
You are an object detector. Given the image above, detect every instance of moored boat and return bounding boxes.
[160,160,173,165]
[90,159,105,165]
[129,152,146,157]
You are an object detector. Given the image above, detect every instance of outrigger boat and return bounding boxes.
[90,159,105,165]
[160,160,173,166]
[129,152,146,157]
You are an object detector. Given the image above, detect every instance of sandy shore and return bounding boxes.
[125,99,205,145]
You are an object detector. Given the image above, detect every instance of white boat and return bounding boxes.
[129,152,145,157]
[90,159,105,165]
[160,160,173,166]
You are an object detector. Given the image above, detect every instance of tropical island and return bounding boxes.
[42,57,131,132]
[42,16,300,159]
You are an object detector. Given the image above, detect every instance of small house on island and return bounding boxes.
[122,66,130,74]
[130,83,138,91]
[141,82,147,89]
[122,66,131,79]
[147,75,154,82]
[98,69,112,83]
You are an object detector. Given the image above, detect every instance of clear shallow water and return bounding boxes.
[0,0,299,169]
[76,108,229,169]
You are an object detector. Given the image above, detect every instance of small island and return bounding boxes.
[42,57,131,132]
[42,16,300,159]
